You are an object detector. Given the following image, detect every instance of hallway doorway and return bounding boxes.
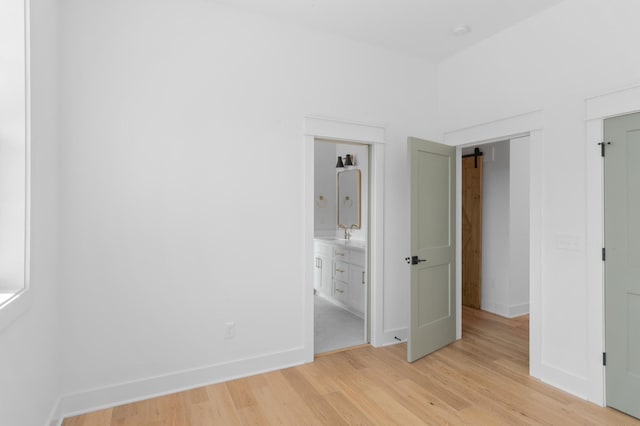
[461,137,530,318]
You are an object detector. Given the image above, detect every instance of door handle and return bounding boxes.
[409,256,426,265]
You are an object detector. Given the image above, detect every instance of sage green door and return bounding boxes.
[604,112,640,419]
[408,137,456,362]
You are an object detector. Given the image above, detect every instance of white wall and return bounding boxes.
[471,138,530,318]
[438,0,640,402]
[509,136,530,317]
[58,0,437,412]
[0,0,61,425]
[314,141,336,235]
[478,141,511,316]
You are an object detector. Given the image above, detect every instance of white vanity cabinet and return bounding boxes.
[314,238,366,318]
[349,264,365,314]
[313,241,333,297]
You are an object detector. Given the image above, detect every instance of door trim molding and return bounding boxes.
[303,116,385,362]
[443,110,543,146]
[443,109,544,391]
[584,83,640,407]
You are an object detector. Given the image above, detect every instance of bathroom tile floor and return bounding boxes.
[314,294,365,354]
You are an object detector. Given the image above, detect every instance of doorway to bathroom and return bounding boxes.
[313,139,370,354]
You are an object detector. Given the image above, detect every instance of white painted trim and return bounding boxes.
[508,303,530,318]
[585,83,640,121]
[53,347,306,424]
[304,116,385,144]
[444,110,543,146]
[582,82,640,407]
[585,118,605,406]
[528,129,544,382]
[447,111,543,390]
[304,116,385,356]
[304,134,315,362]
[455,149,462,339]
[369,143,385,347]
[46,396,62,426]
[479,302,529,319]
[479,302,509,318]
[0,0,32,333]
[0,289,33,331]
[535,363,589,400]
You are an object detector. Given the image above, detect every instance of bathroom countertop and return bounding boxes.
[314,236,366,251]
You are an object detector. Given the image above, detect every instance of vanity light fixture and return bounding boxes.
[336,154,354,168]
[344,154,353,166]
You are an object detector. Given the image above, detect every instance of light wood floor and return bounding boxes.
[64,307,639,425]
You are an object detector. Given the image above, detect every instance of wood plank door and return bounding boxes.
[408,137,457,363]
[604,112,640,419]
[462,156,483,309]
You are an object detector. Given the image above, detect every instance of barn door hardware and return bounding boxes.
[462,147,483,168]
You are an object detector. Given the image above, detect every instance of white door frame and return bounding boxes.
[443,110,544,376]
[585,83,640,406]
[303,116,385,362]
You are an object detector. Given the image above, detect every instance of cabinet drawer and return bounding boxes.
[333,280,349,302]
[333,247,349,262]
[333,261,349,282]
[350,250,365,267]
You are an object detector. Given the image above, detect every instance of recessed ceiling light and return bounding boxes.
[451,25,471,36]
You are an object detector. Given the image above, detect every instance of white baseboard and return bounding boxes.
[46,396,62,426]
[52,347,306,424]
[374,327,408,347]
[482,302,530,318]
[532,360,590,401]
[508,303,530,318]
[481,301,510,318]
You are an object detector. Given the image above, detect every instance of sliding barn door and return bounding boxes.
[462,155,483,309]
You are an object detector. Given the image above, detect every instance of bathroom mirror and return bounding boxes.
[337,169,361,230]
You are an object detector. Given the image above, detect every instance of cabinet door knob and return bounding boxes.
[336,269,345,273]
[362,271,365,284]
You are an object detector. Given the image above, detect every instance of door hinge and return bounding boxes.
[603,352,607,366]
[598,141,611,157]
[602,247,606,261]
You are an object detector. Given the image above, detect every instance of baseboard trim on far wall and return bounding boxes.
[481,302,530,319]
[508,303,530,318]
[51,347,306,425]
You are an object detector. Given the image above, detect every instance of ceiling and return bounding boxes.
[212,0,564,62]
